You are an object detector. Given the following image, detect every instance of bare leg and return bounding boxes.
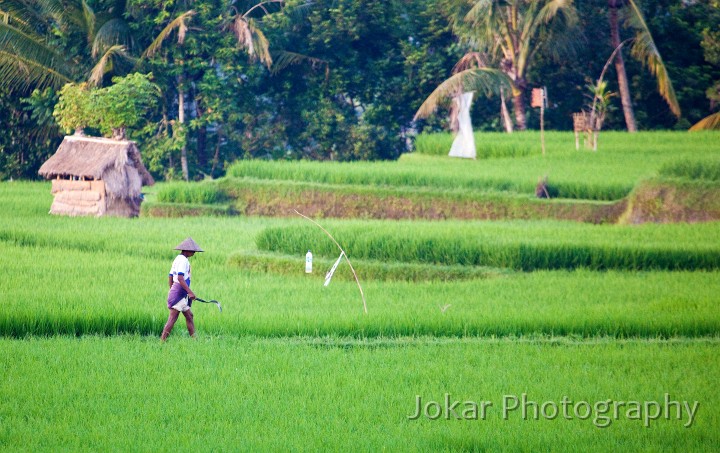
[183,309,196,338]
[161,309,180,341]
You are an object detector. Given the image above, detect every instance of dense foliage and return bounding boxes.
[0,0,718,181]
[53,73,159,137]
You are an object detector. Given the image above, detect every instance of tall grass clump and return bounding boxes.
[256,221,720,271]
[659,158,720,181]
[155,181,227,204]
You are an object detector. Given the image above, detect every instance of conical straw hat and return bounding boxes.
[174,237,204,252]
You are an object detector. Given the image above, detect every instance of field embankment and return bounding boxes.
[144,131,720,224]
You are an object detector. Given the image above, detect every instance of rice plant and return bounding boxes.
[1,336,718,451]
[256,220,720,271]
[227,131,720,201]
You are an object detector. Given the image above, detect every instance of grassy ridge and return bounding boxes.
[227,131,720,201]
[149,177,626,223]
[414,130,720,157]
[621,178,720,224]
[257,221,720,271]
[227,152,631,200]
[659,158,720,182]
[228,251,509,282]
[155,181,227,204]
[141,201,237,217]
[2,336,718,451]
[219,177,623,222]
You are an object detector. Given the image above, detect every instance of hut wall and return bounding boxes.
[105,196,141,217]
[49,179,106,217]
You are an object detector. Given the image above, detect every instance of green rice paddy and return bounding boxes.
[2,131,719,451]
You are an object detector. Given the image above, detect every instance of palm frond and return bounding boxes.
[88,44,131,86]
[243,0,286,18]
[233,16,254,55]
[92,18,133,58]
[414,68,512,120]
[281,0,315,22]
[534,0,576,27]
[0,2,44,36]
[625,0,680,117]
[81,0,95,46]
[463,0,500,49]
[452,52,490,73]
[271,50,327,75]
[689,112,720,131]
[0,21,75,90]
[38,0,86,31]
[235,17,272,67]
[464,0,494,26]
[141,10,195,59]
[0,50,72,91]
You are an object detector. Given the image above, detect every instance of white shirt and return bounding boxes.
[169,254,191,284]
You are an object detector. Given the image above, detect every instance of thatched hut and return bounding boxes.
[38,135,154,217]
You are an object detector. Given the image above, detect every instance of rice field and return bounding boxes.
[2,336,718,452]
[225,131,720,201]
[257,220,720,271]
[2,129,720,452]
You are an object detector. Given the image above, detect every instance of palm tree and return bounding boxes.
[689,112,720,131]
[139,2,280,180]
[0,0,135,93]
[446,0,578,130]
[414,52,511,123]
[607,0,680,131]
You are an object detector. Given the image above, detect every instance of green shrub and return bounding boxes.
[53,82,93,134]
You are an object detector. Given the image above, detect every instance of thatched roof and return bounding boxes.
[38,136,155,194]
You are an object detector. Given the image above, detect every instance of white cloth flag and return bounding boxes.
[324,252,345,287]
[449,92,476,159]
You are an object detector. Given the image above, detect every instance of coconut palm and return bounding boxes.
[139,2,281,180]
[442,0,578,131]
[607,0,680,131]
[414,51,512,123]
[0,0,135,93]
[689,112,720,131]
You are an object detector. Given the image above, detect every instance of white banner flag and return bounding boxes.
[324,252,344,287]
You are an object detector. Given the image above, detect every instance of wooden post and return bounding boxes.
[540,88,545,156]
[532,88,546,155]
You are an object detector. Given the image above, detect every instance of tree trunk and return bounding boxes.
[609,1,637,132]
[112,127,127,140]
[178,75,189,181]
[511,88,527,131]
[211,130,222,177]
[192,84,207,169]
[500,87,514,133]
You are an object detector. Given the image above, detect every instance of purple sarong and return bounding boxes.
[167,279,191,309]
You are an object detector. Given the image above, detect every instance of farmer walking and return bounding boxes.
[161,237,204,341]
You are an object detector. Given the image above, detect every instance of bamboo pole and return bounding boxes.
[294,210,368,314]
